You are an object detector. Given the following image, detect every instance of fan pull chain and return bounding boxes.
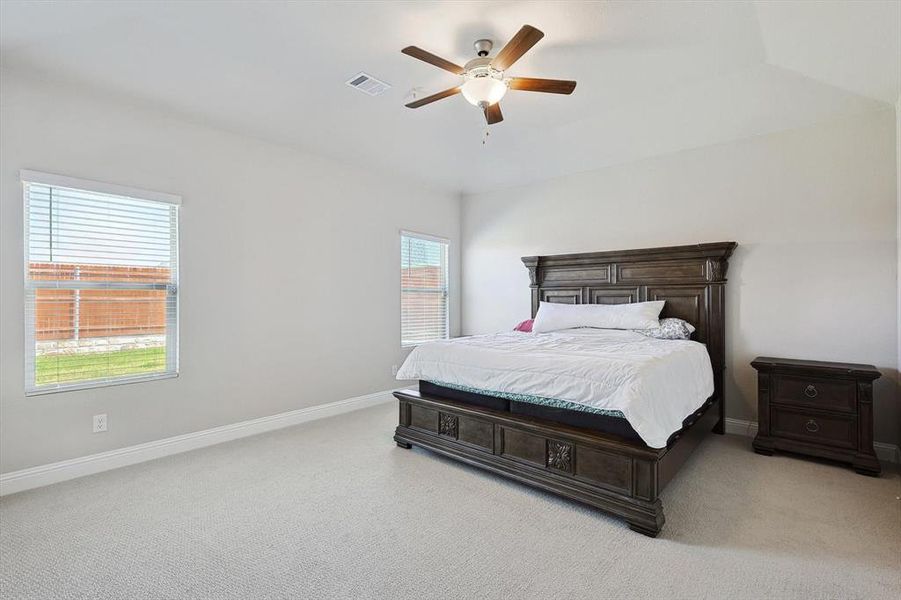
[482,128,490,146]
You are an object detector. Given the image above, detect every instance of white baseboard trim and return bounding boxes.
[724,417,900,465]
[0,389,396,497]
[874,442,901,465]
[724,417,759,438]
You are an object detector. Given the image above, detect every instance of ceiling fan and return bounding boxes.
[402,25,576,125]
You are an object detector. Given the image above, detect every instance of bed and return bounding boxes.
[393,242,736,536]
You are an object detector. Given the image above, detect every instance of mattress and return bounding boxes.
[396,329,714,448]
[418,380,645,443]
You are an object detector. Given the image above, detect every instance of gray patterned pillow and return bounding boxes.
[635,318,695,340]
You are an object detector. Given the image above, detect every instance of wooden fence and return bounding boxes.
[31,263,170,341]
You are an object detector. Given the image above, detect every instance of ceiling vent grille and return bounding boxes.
[346,72,391,96]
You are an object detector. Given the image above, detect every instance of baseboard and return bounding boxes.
[724,417,900,465]
[724,417,759,438]
[0,389,396,496]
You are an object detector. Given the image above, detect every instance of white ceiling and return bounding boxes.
[1,1,898,194]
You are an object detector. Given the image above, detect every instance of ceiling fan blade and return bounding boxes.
[484,103,503,125]
[508,77,577,95]
[405,86,461,109]
[401,46,465,75]
[491,25,545,71]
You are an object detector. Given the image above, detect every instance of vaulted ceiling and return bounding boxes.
[1,1,898,193]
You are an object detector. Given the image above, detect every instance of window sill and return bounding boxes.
[402,338,450,348]
[25,372,179,397]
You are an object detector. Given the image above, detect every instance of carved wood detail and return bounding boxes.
[439,413,458,439]
[706,257,727,281]
[546,440,574,473]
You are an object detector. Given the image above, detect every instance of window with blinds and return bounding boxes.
[22,171,180,395]
[401,232,449,346]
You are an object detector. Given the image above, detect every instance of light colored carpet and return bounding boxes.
[1,400,899,600]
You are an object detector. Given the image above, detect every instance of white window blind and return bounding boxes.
[401,232,449,346]
[22,171,180,395]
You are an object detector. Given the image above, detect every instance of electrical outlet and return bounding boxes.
[391,364,399,377]
[92,413,108,433]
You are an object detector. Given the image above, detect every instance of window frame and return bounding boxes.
[21,170,181,396]
[400,230,449,348]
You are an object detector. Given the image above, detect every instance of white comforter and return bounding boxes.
[396,329,714,448]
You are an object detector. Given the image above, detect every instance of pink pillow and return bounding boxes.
[513,319,534,332]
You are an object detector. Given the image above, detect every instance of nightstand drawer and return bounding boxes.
[770,407,857,449]
[772,375,855,413]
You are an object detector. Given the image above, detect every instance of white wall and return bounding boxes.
[2,70,896,475]
[462,109,899,445]
[0,71,461,473]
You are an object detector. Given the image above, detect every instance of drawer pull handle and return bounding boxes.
[804,385,818,398]
[805,419,820,433]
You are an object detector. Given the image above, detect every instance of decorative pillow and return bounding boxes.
[532,300,664,333]
[513,319,534,332]
[635,318,695,340]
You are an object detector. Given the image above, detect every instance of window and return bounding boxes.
[401,231,448,346]
[22,171,180,394]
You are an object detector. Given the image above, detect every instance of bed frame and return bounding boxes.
[394,242,737,536]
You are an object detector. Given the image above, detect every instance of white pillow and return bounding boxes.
[532,300,664,333]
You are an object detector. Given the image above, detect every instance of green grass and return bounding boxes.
[36,347,166,386]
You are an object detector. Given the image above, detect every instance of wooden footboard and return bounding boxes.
[394,388,721,537]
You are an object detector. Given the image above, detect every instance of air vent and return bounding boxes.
[346,72,391,96]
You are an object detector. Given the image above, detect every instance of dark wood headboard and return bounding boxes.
[522,242,737,414]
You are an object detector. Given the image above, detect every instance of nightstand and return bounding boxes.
[751,357,881,476]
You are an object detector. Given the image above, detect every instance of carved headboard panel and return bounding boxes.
[522,242,737,402]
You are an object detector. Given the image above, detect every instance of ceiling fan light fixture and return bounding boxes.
[402,25,575,126]
[461,75,508,107]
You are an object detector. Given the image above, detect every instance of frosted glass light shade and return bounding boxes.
[461,77,507,106]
